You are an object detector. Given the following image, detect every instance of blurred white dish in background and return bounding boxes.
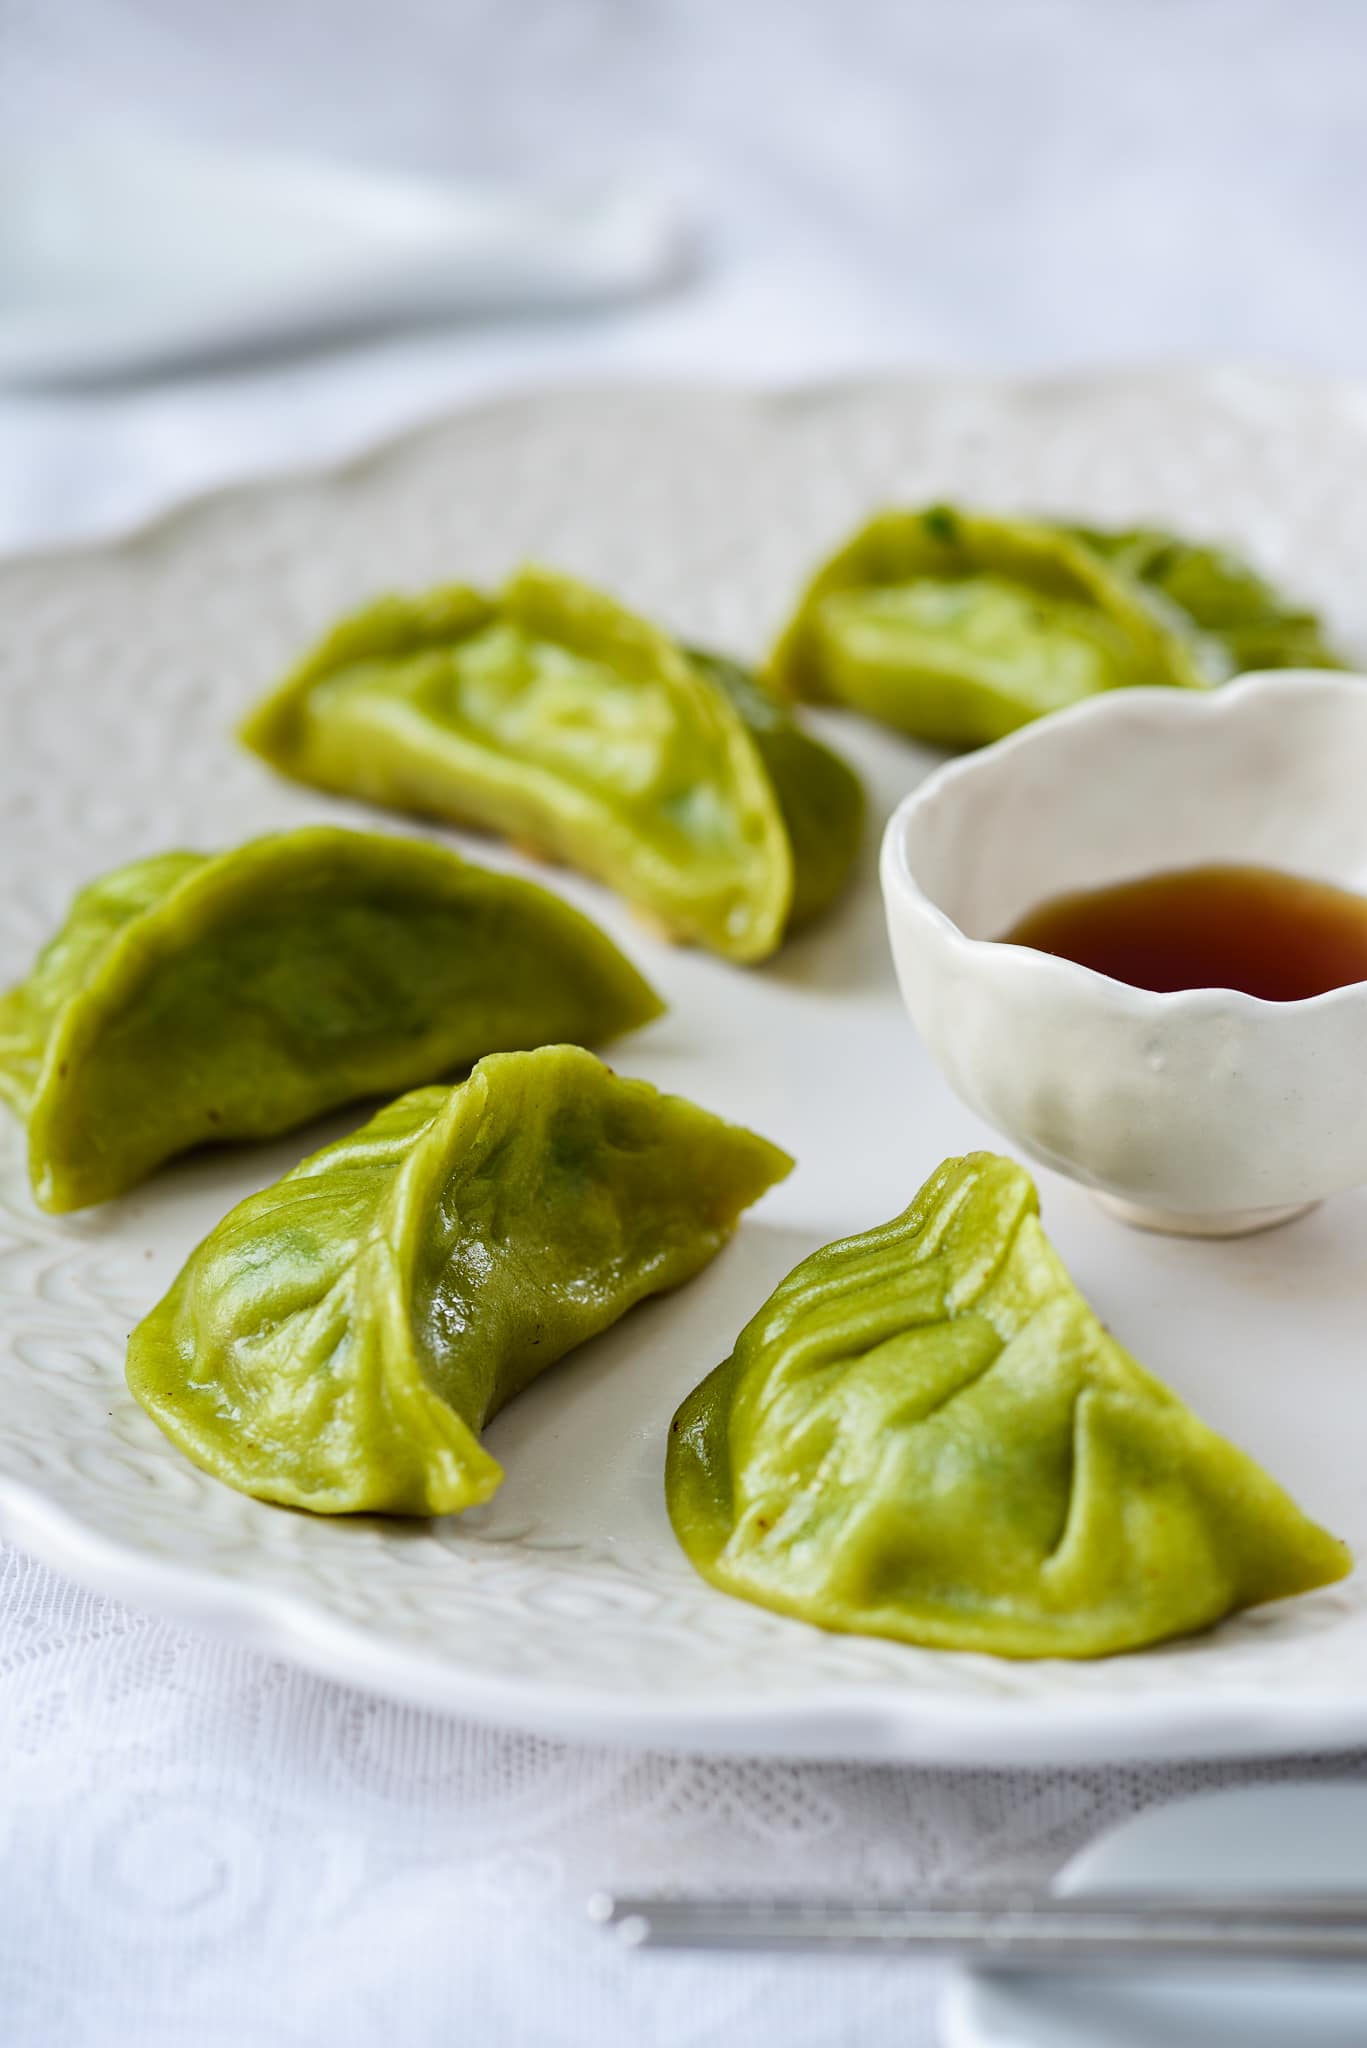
[0,134,688,384]
[942,1782,1367,2048]
[881,671,1367,1236]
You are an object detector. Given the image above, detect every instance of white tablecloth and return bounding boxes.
[6,4,1367,2041]
[9,1545,1365,2048]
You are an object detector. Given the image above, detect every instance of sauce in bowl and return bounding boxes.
[1000,863,1367,1000]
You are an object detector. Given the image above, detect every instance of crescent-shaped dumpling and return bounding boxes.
[767,505,1224,748]
[128,1045,792,1515]
[241,567,863,963]
[1064,522,1346,674]
[667,1152,1349,1659]
[0,827,662,1211]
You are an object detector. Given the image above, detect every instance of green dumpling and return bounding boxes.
[687,648,865,930]
[128,1045,793,1516]
[768,506,1341,749]
[1064,523,1346,675]
[768,507,1207,748]
[0,826,662,1213]
[240,566,863,963]
[667,1153,1349,1659]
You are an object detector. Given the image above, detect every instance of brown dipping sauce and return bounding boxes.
[999,862,1367,1001]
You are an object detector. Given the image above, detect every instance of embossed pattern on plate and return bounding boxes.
[4,370,1367,1762]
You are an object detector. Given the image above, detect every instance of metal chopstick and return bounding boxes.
[588,1890,1367,1966]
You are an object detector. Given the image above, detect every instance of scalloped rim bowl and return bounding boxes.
[881,671,1367,1235]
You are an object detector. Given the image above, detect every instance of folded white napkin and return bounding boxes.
[0,133,690,384]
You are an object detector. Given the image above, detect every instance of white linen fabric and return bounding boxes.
[4,0,1367,549]
[6,1544,1365,2048]
[4,5,1367,2043]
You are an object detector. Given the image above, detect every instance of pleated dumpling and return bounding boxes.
[767,505,1343,749]
[1064,523,1346,675]
[128,1046,793,1515]
[666,1153,1349,1659]
[240,566,863,963]
[0,827,661,1212]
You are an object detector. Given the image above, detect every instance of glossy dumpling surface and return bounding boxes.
[667,1153,1349,1659]
[766,505,1315,748]
[0,826,661,1212]
[128,1045,793,1515]
[241,567,862,962]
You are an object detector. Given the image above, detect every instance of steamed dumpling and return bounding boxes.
[768,506,1343,749]
[128,1045,792,1515]
[687,648,864,930]
[240,566,863,963]
[666,1153,1348,1659]
[0,826,661,1212]
[1064,523,1346,675]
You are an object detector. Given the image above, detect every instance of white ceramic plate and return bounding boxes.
[4,369,1367,1763]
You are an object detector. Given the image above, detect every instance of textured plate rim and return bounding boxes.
[10,356,1362,567]
[5,1470,1367,1764]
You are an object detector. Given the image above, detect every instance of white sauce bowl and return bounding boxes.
[880,671,1367,1235]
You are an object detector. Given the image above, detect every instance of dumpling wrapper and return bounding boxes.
[128,1045,793,1516]
[767,506,1262,749]
[666,1153,1349,1659]
[1065,524,1347,675]
[0,826,662,1213]
[240,566,863,963]
[687,648,864,930]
